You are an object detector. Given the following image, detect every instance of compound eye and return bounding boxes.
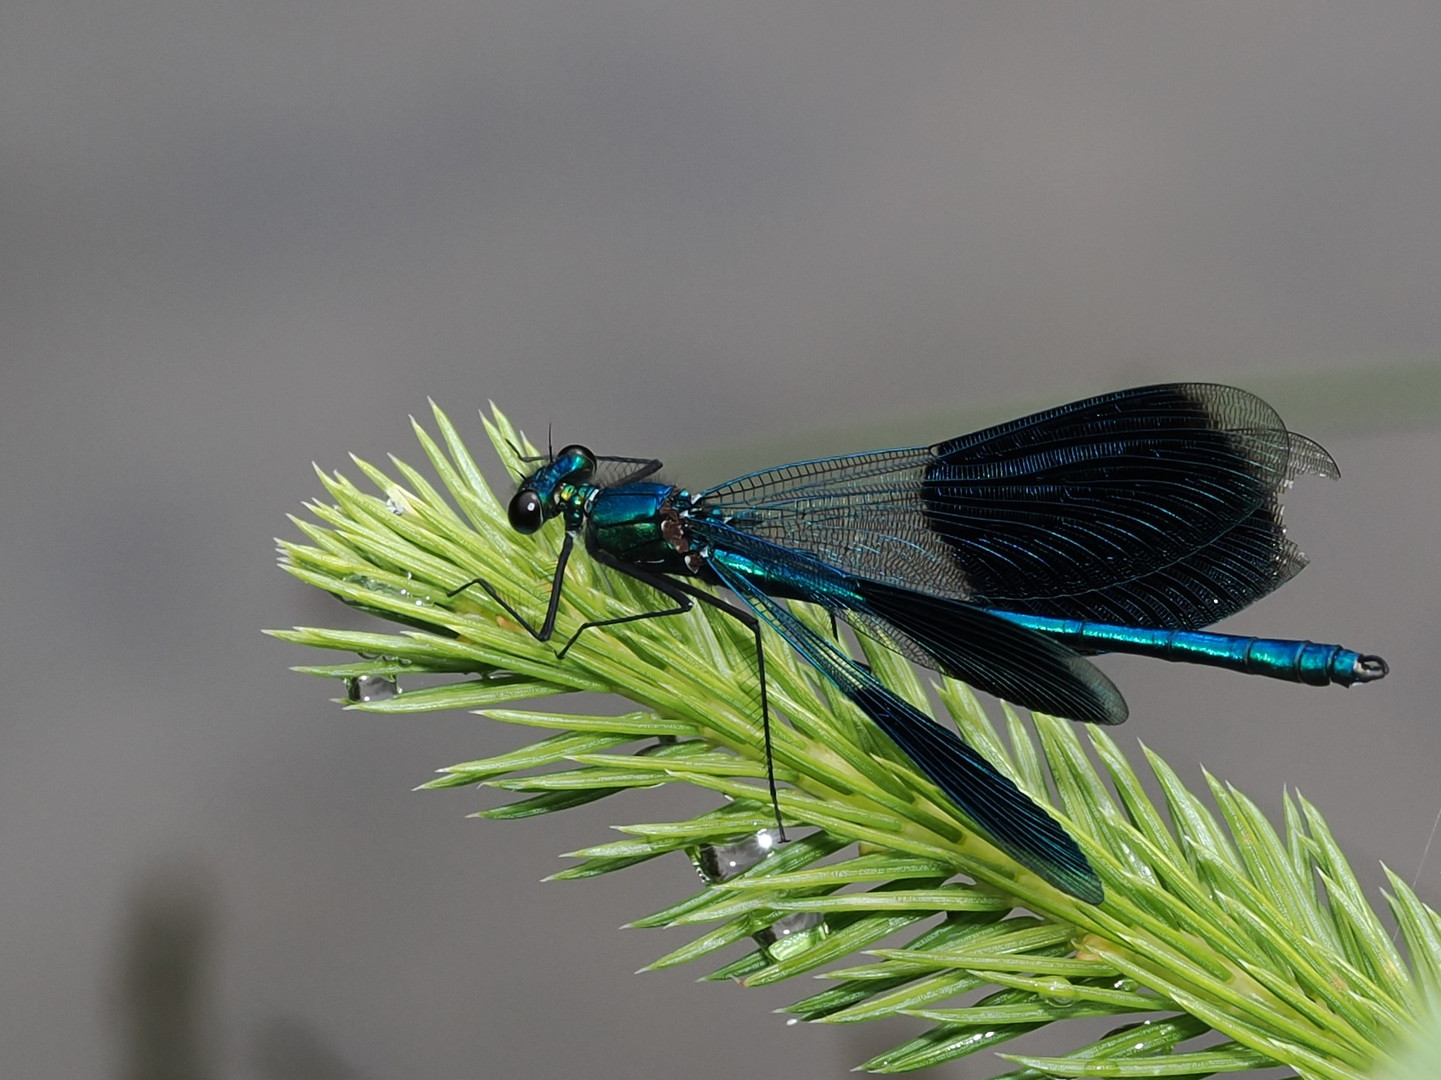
[508,489,545,534]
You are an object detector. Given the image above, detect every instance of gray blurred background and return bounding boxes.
[3,3,1439,1077]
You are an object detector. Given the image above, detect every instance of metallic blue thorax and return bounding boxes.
[578,482,867,607]
[584,484,693,571]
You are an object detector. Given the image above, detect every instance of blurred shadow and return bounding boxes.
[114,863,217,1080]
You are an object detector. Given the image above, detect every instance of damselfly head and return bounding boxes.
[506,444,598,533]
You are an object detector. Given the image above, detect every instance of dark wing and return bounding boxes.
[705,550,1103,903]
[697,384,1335,630]
[848,576,1127,725]
[691,519,1127,726]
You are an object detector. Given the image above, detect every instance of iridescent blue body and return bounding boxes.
[459,384,1388,904]
[574,485,1381,687]
[986,613,1377,688]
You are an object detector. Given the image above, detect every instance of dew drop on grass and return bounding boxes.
[345,674,400,702]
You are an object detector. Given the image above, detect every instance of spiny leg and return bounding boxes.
[597,455,665,485]
[553,603,692,659]
[447,532,578,643]
[587,553,786,841]
[448,534,696,657]
[451,540,788,838]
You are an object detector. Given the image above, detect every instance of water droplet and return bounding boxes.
[345,674,400,702]
[368,572,433,609]
[346,573,426,603]
[755,910,828,960]
[690,830,779,883]
[386,496,406,514]
[1038,977,1078,1008]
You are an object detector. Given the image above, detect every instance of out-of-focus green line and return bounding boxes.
[676,357,1440,482]
[1249,357,1441,438]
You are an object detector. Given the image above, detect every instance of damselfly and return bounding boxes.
[453,384,1387,902]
